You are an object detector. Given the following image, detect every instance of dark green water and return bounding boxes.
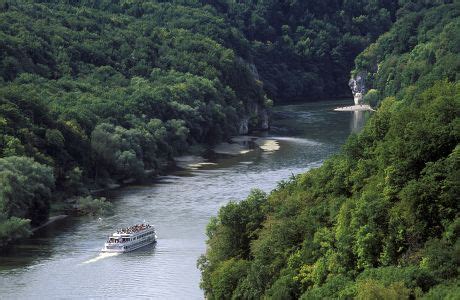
[0,100,368,299]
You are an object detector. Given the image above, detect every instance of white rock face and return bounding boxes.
[349,72,367,105]
[354,92,363,105]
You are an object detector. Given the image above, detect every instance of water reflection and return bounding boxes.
[351,111,369,133]
[0,216,77,270]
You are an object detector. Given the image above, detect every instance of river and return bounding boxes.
[0,99,367,299]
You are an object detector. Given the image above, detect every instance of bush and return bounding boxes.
[363,89,380,107]
[75,196,113,216]
[0,215,31,247]
[356,279,411,300]
[422,280,460,300]
[208,258,249,300]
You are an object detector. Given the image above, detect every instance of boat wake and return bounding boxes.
[82,252,119,264]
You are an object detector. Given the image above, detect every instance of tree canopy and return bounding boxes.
[199,2,460,299]
[202,0,400,101]
[0,0,269,245]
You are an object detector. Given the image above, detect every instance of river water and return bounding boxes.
[0,100,367,299]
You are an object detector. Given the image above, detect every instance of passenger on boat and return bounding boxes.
[117,224,151,234]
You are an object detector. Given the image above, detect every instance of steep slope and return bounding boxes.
[0,0,269,246]
[202,0,400,102]
[199,2,459,299]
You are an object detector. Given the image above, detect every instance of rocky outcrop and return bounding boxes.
[238,117,249,135]
[238,104,270,135]
[259,108,269,130]
[236,58,270,134]
[349,71,367,105]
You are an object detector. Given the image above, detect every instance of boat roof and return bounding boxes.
[110,226,154,237]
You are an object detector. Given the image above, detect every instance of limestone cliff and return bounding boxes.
[237,60,270,134]
[238,104,269,135]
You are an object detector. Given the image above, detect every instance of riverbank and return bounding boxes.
[0,99,360,299]
[31,134,265,243]
[334,104,375,111]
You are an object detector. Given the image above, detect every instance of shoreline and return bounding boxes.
[32,215,68,233]
[24,100,343,244]
[334,104,375,111]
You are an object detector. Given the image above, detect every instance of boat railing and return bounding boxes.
[107,230,154,244]
[115,224,152,235]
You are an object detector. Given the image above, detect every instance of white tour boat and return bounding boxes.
[102,223,157,253]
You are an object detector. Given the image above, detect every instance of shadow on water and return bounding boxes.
[0,216,78,270]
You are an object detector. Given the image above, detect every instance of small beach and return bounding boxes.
[333,104,375,111]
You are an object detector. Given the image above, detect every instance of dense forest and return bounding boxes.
[0,0,272,246]
[204,0,399,101]
[1,0,458,296]
[0,0,411,247]
[199,1,460,299]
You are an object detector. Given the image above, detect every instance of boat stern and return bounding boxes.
[101,243,126,253]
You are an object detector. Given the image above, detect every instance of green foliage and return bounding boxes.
[265,270,300,300]
[0,156,54,246]
[0,0,269,179]
[422,280,460,300]
[198,189,267,297]
[353,2,460,103]
[363,89,380,107]
[204,0,399,101]
[299,275,355,299]
[355,279,411,300]
[356,266,435,294]
[200,2,460,298]
[75,196,113,216]
[45,129,65,149]
[420,237,459,281]
[208,258,250,300]
[0,156,55,225]
[204,189,267,262]
[0,0,272,246]
[0,215,31,247]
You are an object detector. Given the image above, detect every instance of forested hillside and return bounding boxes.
[0,0,269,246]
[1,0,419,246]
[199,2,460,299]
[203,0,400,101]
